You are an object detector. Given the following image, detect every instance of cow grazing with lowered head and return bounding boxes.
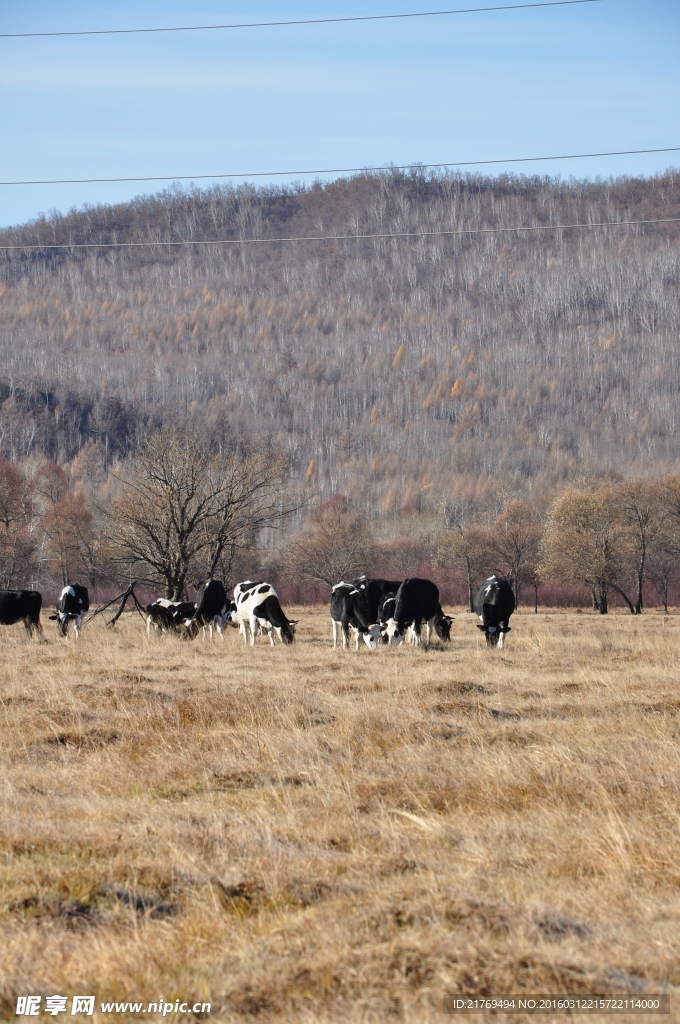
[330,582,381,650]
[234,581,297,646]
[378,591,398,644]
[51,584,89,639]
[145,598,196,638]
[352,576,402,620]
[474,576,515,648]
[189,579,236,640]
[0,590,43,639]
[383,578,452,646]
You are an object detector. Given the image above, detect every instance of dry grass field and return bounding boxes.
[1,606,679,1022]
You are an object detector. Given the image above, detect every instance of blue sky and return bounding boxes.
[1,1,678,228]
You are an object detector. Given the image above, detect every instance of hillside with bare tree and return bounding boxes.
[1,169,679,516]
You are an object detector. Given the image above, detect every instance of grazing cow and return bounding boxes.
[0,590,43,639]
[52,584,89,639]
[145,598,196,638]
[383,578,453,646]
[330,582,381,650]
[474,576,515,648]
[378,591,399,644]
[234,581,297,646]
[190,579,235,639]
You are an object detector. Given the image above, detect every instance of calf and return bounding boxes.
[474,576,515,648]
[383,578,452,646]
[234,581,297,646]
[52,584,89,639]
[0,590,43,639]
[145,598,196,638]
[330,582,381,650]
[191,579,234,639]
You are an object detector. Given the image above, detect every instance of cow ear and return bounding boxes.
[48,614,58,620]
[288,620,299,626]
[476,623,486,631]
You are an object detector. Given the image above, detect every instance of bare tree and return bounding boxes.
[110,426,292,599]
[437,499,491,611]
[616,480,668,614]
[284,496,372,592]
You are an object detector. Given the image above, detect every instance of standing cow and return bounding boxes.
[474,576,515,648]
[383,578,452,646]
[52,584,89,639]
[0,590,43,639]
[330,582,381,650]
[234,581,297,646]
[189,579,236,639]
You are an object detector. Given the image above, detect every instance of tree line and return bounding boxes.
[3,427,679,613]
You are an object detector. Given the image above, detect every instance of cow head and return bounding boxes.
[383,618,405,646]
[280,619,297,644]
[435,615,453,641]
[49,611,70,637]
[362,624,381,650]
[477,623,511,648]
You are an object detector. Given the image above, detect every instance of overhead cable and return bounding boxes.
[1,146,677,188]
[0,0,604,39]
[1,217,678,252]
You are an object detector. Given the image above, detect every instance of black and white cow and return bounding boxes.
[378,591,399,644]
[352,576,402,621]
[51,584,89,639]
[383,578,453,646]
[330,582,381,650]
[234,581,297,646]
[474,576,515,648]
[0,589,43,639]
[145,598,197,638]
[190,579,236,640]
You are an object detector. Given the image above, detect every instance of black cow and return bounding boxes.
[352,576,402,622]
[383,578,452,646]
[145,598,196,638]
[190,579,236,640]
[234,581,297,646]
[0,590,43,639]
[330,582,381,650]
[51,584,89,639]
[474,576,515,648]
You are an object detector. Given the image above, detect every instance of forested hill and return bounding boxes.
[1,169,679,513]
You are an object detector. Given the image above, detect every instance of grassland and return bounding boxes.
[1,606,679,1022]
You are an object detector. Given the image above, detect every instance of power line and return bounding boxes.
[0,0,604,39]
[1,217,678,252]
[1,146,677,188]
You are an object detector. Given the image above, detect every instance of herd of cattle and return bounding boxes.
[0,575,516,649]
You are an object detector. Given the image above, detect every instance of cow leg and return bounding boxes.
[332,619,339,648]
[425,618,434,644]
[216,616,224,639]
[147,615,153,638]
[74,614,82,640]
[342,623,349,649]
[272,626,280,647]
[355,629,361,651]
[248,616,258,646]
[498,631,505,650]
[24,617,33,639]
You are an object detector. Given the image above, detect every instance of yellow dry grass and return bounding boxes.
[1,607,679,1022]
